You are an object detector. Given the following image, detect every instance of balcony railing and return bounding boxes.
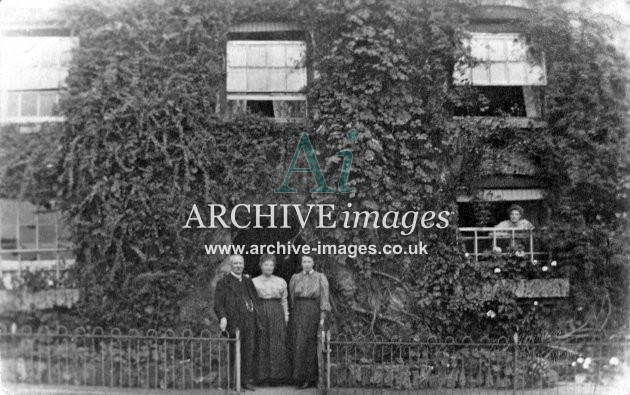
[458,227,548,263]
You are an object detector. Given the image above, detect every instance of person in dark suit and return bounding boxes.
[214,254,259,391]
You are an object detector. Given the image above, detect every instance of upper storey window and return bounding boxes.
[0,35,77,124]
[453,33,546,118]
[226,23,307,122]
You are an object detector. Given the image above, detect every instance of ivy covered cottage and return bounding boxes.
[0,0,627,345]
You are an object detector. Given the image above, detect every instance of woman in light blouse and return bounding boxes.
[252,254,290,385]
[289,254,331,389]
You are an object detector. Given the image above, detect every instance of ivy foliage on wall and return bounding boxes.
[0,0,627,337]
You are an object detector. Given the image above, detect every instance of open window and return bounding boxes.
[453,33,545,118]
[457,187,549,263]
[0,35,77,124]
[226,23,307,122]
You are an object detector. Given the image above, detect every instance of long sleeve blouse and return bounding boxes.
[252,274,289,322]
[289,270,331,321]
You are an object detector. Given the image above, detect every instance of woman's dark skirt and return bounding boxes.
[256,298,289,382]
[290,298,320,383]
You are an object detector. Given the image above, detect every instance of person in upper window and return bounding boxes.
[495,204,534,229]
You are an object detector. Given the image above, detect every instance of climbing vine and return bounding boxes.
[0,0,627,336]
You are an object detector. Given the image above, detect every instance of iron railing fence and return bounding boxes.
[0,324,239,392]
[458,227,549,264]
[322,331,630,395]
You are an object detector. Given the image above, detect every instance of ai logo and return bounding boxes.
[274,129,358,193]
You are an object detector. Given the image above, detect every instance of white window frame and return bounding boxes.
[226,40,307,121]
[0,35,77,124]
[0,199,74,289]
[454,32,547,86]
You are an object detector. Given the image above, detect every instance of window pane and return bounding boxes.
[19,202,36,226]
[488,63,508,85]
[506,37,526,61]
[268,70,288,91]
[20,91,38,116]
[470,38,488,60]
[246,45,267,67]
[7,92,20,117]
[487,38,507,61]
[226,70,247,92]
[1,200,19,226]
[471,64,490,85]
[286,44,305,68]
[39,251,57,260]
[507,63,527,85]
[19,225,36,249]
[267,45,286,67]
[227,43,247,67]
[1,226,17,250]
[38,224,57,248]
[39,91,59,116]
[247,69,270,91]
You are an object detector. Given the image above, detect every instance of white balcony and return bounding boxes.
[458,226,548,263]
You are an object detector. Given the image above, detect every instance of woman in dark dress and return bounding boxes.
[289,254,331,389]
[252,254,290,385]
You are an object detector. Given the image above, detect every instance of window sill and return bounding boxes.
[1,116,66,125]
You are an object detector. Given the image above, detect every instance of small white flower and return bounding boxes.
[533,301,539,306]
[486,310,496,318]
[571,361,577,367]
[551,260,557,267]
[47,279,55,286]
[515,250,525,258]
[577,357,584,364]
[464,252,470,258]
[583,358,592,369]
[492,246,502,253]
[494,267,501,274]
[532,260,538,265]
[609,357,620,366]
[542,266,549,272]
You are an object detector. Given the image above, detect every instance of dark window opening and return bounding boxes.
[246,100,274,117]
[454,86,526,117]
[458,200,545,228]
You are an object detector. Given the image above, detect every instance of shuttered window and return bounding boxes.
[454,33,546,86]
